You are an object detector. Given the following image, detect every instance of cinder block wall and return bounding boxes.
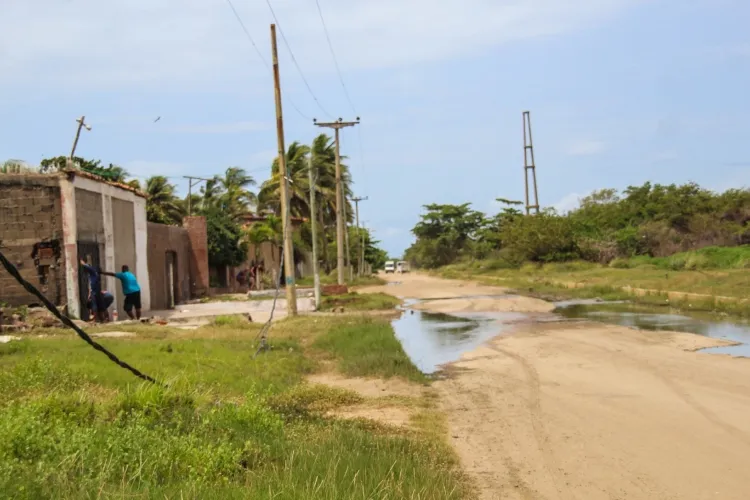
[183,216,209,297]
[0,175,66,306]
[147,222,191,310]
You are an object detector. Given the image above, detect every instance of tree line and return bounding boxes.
[405,182,750,269]
[13,133,386,275]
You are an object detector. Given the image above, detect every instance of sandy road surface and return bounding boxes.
[369,272,750,500]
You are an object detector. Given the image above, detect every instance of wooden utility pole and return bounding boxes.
[308,155,321,309]
[313,117,360,285]
[352,196,368,276]
[184,176,212,216]
[271,24,297,315]
[68,116,91,169]
[523,111,540,215]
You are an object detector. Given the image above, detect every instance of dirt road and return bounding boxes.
[368,272,750,500]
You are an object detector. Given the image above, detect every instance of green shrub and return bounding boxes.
[608,258,633,269]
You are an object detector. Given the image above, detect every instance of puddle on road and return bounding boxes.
[391,308,527,374]
[556,303,750,357]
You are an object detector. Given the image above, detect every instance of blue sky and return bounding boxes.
[1,0,748,256]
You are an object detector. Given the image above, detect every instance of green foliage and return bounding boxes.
[205,208,249,268]
[313,318,428,383]
[408,182,750,269]
[145,175,184,225]
[0,317,463,499]
[40,156,128,182]
[320,292,400,312]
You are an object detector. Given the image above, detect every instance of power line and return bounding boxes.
[224,0,270,71]
[224,0,313,120]
[263,0,333,118]
[313,0,357,116]
[0,249,160,385]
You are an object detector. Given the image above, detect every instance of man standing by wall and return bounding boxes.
[102,265,142,320]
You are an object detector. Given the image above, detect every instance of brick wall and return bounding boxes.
[184,216,209,297]
[75,189,104,242]
[147,222,191,310]
[0,175,66,306]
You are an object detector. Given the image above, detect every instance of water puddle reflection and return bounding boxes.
[391,308,526,374]
[556,303,750,358]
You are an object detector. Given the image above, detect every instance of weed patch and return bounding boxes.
[313,318,428,383]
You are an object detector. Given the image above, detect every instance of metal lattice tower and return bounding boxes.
[523,111,540,215]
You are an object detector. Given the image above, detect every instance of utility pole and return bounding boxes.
[271,23,297,315]
[68,116,91,169]
[352,196,368,277]
[313,117,360,285]
[308,155,321,309]
[184,176,212,216]
[523,111,540,215]
[342,196,352,282]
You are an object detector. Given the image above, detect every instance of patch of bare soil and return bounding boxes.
[437,321,750,500]
[307,373,423,399]
[308,373,424,428]
[333,406,412,427]
[360,272,553,314]
[367,272,750,499]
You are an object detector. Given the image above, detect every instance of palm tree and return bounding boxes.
[200,167,257,221]
[257,142,312,217]
[310,134,354,271]
[145,176,184,225]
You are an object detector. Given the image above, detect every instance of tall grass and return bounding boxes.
[0,317,461,498]
[320,292,400,312]
[313,318,428,383]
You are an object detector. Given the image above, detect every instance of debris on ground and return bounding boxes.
[0,335,21,344]
[322,284,349,296]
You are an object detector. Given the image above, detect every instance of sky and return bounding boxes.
[1,0,749,256]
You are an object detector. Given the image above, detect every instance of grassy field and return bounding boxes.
[0,316,466,499]
[439,248,750,316]
[319,292,401,312]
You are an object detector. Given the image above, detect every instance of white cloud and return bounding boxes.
[0,0,643,91]
[553,192,587,213]
[565,140,608,156]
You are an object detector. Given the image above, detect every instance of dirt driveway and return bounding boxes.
[367,272,750,500]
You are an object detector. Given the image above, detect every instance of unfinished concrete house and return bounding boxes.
[0,171,149,320]
[1,171,211,318]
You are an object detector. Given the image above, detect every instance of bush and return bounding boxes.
[608,258,633,269]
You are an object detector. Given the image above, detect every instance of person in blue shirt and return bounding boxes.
[102,265,142,320]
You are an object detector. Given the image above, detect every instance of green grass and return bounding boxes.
[313,317,428,384]
[296,274,387,288]
[0,316,462,499]
[320,292,401,312]
[438,253,750,317]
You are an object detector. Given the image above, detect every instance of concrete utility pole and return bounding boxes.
[271,23,297,315]
[342,196,352,282]
[184,176,212,216]
[352,196,368,277]
[308,155,321,309]
[313,117,360,285]
[522,111,540,215]
[68,116,91,169]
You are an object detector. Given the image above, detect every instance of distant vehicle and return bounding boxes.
[396,261,410,273]
[384,261,396,273]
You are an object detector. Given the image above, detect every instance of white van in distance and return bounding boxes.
[384,261,396,273]
[396,261,410,273]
